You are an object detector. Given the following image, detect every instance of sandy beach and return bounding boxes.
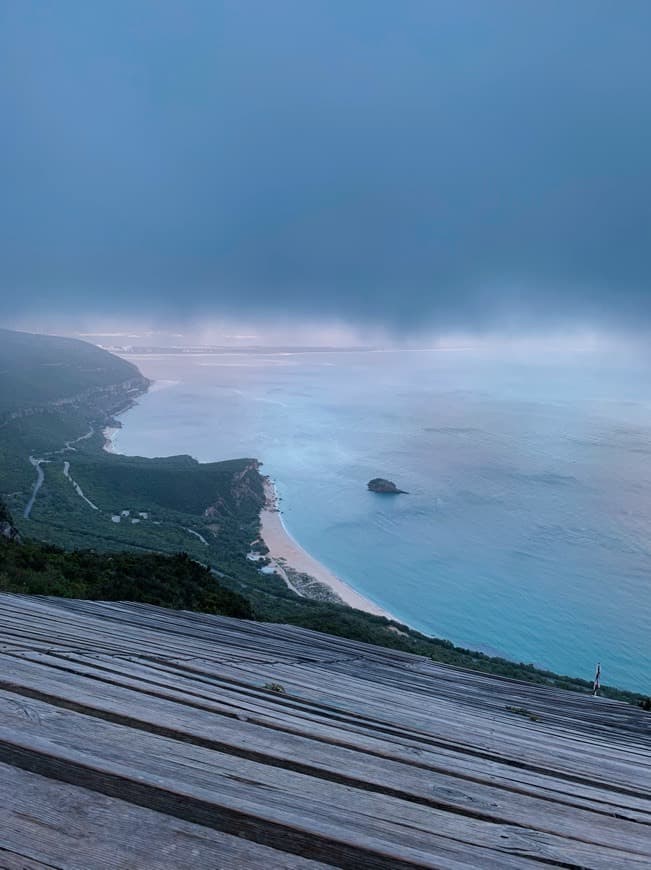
[259,479,394,618]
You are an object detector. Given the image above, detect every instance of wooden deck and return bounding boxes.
[0,594,649,868]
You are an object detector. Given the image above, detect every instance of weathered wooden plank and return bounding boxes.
[122,656,650,792]
[1,653,649,853]
[0,698,649,868]
[0,730,536,869]
[0,848,58,870]
[1,657,646,835]
[0,596,644,740]
[9,648,650,806]
[0,594,414,665]
[0,594,647,750]
[1,593,649,870]
[279,677,650,777]
[4,646,649,817]
[0,762,331,870]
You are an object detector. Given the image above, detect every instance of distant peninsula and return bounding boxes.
[367,477,408,494]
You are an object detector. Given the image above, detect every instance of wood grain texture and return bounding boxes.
[0,594,649,868]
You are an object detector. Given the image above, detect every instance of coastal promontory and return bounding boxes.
[367,477,407,494]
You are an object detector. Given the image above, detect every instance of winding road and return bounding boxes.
[23,425,95,519]
[23,457,47,519]
[63,460,99,510]
[20,424,224,573]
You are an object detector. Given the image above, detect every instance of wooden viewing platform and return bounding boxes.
[0,593,649,868]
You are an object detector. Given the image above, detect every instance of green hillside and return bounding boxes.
[0,503,251,618]
[0,327,143,415]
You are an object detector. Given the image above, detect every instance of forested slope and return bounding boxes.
[0,327,145,416]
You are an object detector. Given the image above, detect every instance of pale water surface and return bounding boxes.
[112,348,651,692]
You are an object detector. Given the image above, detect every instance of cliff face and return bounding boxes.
[231,460,266,516]
[51,374,151,422]
[0,501,21,543]
[204,460,266,523]
[0,375,151,427]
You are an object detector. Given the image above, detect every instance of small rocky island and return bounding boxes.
[367,478,408,494]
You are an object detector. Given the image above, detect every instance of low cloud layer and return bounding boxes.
[2,1,651,332]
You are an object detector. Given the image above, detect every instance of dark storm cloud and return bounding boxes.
[1,0,651,331]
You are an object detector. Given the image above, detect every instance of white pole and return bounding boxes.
[592,662,601,696]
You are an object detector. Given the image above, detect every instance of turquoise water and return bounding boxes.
[113,348,651,693]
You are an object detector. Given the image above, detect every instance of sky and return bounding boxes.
[2,1,651,337]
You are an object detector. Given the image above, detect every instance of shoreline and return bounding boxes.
[101,379,153,454]
[259,478,395,619]
[102,380,397,621]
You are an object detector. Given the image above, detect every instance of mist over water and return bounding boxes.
[113,348,651,692]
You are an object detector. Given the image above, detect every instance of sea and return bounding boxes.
[110,346,651,693]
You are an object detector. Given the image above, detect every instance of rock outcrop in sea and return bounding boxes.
[367,478,407,494]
